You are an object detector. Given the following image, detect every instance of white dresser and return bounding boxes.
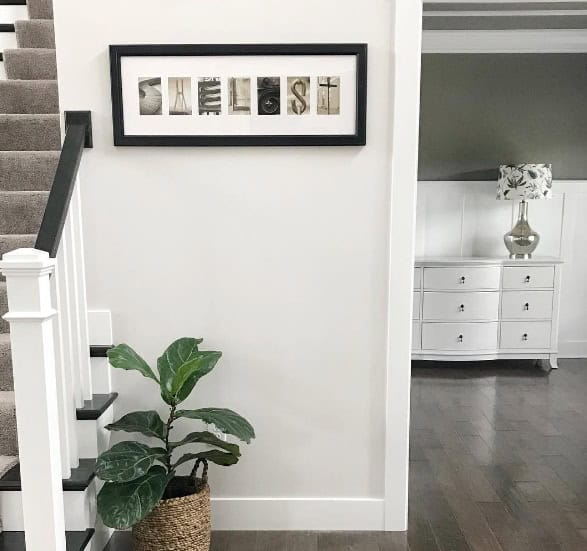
[412,257,563,369]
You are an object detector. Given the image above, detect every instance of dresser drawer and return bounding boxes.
[422,322,498,351]
[413,293,421,320]
[423,267,500,291]
[501,291,554,320]
[423,291,499,321]
[412,322,421,350]
[414,268,422,289]
[502,266,554,289]
[500,321,551,349]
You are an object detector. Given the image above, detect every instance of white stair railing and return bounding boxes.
[0,111,93,551]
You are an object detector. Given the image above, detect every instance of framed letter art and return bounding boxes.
[109,44,367,147]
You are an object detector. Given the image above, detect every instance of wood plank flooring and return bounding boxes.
[105,359,587,550]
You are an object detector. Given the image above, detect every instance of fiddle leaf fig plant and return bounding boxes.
[96,338,255,530]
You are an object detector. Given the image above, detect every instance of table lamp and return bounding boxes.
[497,164,552,259]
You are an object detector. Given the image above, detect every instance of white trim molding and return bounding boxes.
[423,29,587,52]
[211,498,384,531]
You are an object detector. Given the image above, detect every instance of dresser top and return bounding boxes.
[415,256,563,267]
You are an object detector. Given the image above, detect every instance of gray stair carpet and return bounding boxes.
[0,0,59,501]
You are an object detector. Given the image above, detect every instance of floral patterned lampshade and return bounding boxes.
[497,164,553,200]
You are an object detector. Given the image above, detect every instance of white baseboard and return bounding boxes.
[558,341,587,359]
[210,498,385,531]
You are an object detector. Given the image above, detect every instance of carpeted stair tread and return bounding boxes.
[3,48,56,80]
[0,456,18,480]
[0,235,36,259]
[0,391,17,457]
[27,0,54,20]
[15,20,55,49]
[0,335,12,393]
[0,151,59,191]
[0,80,58,114]
[0,282,7,334]
[0,191,49,235]
[0,114,61,151]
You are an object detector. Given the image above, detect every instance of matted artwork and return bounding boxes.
[110,44,367,146]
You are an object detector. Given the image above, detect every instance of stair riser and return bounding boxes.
[0,81,59,114]
[91,357,113,395]
[0,235,36,259]
[0,193,48,235]
[15,20,55,49]
[0,398,17,456]
[0,152,59,191]
[0,338,13,391]
[0,115,61,151]
[27,0,54,20]
[0,483,96,531]
[0,285,8,333]
[77,410,114,459]
[3,49,57,80]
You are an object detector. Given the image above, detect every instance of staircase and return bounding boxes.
[0,0,59,488]
[0,1,116,549]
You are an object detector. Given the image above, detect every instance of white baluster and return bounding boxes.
[62,215,84,409]
[55,242,80,470]
[0,248,67,551]
[70,180,93,401]
[50,250,72,479]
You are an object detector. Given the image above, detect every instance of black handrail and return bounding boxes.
[35,111,93,258]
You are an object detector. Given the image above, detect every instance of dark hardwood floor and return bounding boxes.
[105,359,587,550]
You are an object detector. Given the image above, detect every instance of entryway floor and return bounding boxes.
[105,359,587,550]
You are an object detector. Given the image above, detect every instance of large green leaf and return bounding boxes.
[169,430,241,456]
[173,449,240,469]
[175,408,255,443]
[174,351,222,401]
[156,338,202,403]
[157,338,221,403]
[107,344,158,383]
[96,442,167,483]
[97,466,172,529]
[106,411,167,441]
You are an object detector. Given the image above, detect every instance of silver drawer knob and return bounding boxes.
[524,302,530,311]
[522,333,529,341]
[458,334,464,343]
[460,276,466,284]
[459,304,465,312]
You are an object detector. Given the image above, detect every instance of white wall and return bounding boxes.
[52,0,420,531]
[416,181,587,358]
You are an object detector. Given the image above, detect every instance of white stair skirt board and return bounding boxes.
[91,357,112,395]
[210,498,385,531]
[0,482,97,531]
[76,410,114,458]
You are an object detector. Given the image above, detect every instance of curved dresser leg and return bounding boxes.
[549,355,559,370]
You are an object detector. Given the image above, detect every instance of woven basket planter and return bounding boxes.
[132,461,211,551]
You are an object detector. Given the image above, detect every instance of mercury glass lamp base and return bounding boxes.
[504,200,540,259]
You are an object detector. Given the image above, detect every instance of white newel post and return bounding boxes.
[0,248,67,551]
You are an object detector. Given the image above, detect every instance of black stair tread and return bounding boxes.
[76,392,118,421]
[0,1,27,5]
[89,345,114,358]
[0,458,96,491]
[0,24,15,32]
[0,530,94,551]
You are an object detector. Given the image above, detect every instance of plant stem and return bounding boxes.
[164,403,177,474]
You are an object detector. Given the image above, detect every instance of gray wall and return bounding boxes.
[418,54,587,180]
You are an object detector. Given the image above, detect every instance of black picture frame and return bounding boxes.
[109,43,368,147]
